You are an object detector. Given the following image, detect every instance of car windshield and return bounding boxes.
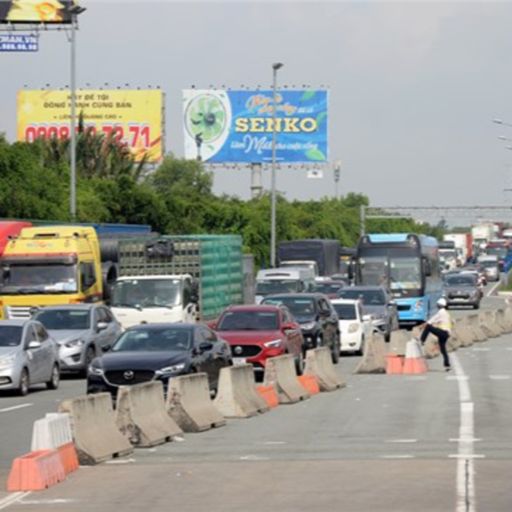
[445,275,476,287]
[358,257,388,286]
[338,289,386,305]
[35,309,90,330]
[486,247,507,258]
[0,264,78,294]
[332,303,357,320]
[111,279,181,308]
[0,326,23,347]
[312,282,343,294]
[217,311,279,331]
[256,280,301,295]
[389,258,421,290]
[112,328,192,352]
[263,297,317,318]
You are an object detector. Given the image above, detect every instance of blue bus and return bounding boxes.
[354,233,442,325]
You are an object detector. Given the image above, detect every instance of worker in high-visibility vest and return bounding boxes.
[420,297,452,371]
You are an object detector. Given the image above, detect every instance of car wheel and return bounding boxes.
[356,336,365,356]
[46,364,60,390]
[18,368,29,396]
[295,351,304,375]
[82,346,96,378]
[331,338,340,365]
[384,329,391,343]
[474,303,480,310]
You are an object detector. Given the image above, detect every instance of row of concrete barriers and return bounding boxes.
[6,347,345,490]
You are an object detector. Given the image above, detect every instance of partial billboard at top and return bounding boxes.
[17,89,164,163]
[0,0,77,23]
[183,89,328,163]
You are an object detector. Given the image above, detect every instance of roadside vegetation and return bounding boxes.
[0,132,443,266]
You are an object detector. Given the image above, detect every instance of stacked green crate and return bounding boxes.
[166,235,243,320]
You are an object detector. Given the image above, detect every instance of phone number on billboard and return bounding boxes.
[24,123,152,148]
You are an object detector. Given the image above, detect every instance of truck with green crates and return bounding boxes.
[109,235,244,328]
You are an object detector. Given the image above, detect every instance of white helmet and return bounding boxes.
[437,297,447,308]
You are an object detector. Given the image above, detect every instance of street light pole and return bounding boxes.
[270,62,283,268]
[69,5,86,221]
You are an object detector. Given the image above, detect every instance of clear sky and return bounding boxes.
[2,0,512,219]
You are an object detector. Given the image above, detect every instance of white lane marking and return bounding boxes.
[0,492,31,510]
[18,499,76,505]
[105,458,135,464]
[489,375,511,380]
[380,454,415,459]
[472,347,490,352]
[446,375,469,382]
[451,353,475,512]
[449,454,485,459]
[450,438,481,443]
[263,441,287,445]
[505,348,512,351]
[386,439,418,444]
[0,403,33,413]
[487,281,501,297]
[240,455,269,461]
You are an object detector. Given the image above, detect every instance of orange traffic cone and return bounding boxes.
[297,374,320,395]
[402,339,428,375]
[386,354,404,375]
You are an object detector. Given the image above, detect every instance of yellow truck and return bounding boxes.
[0,226,103,319]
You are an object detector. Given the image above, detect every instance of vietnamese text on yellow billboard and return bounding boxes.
[17,89,164,163]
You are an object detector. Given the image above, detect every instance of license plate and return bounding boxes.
[233,357,247,365]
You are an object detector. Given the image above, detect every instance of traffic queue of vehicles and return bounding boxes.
[6,227,495,397]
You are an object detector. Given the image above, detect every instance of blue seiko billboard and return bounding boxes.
[183,89,328,163]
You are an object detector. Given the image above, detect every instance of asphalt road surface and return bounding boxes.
[0,291,511,511]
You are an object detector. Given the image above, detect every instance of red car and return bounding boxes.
[212,305,304,378]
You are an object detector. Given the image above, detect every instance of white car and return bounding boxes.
[331,299,372,355]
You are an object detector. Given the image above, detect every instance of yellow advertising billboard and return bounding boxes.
[17,89,164,163]
[0,0,77,24]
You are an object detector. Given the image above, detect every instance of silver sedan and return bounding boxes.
[0,319,60,395]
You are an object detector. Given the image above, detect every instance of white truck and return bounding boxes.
[109,236,243,329]
[471,223,496,252]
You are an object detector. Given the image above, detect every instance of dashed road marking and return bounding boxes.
[0,403,33,413]
[240,455,269,461]
[449,454,485,459]
[472,347,490,352]
[386,439,418,444]
[446,375,469,381]
[489,375,511,380]
[263,441,287,445]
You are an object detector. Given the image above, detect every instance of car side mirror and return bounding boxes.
[198,341,214,352]
[387,302,395,307]
[96,321,108,332]
[27,340,41,350]
[282,322,296,331]
[102,344,111,353]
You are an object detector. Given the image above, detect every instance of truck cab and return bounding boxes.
[255,267,315,304]
[109,275,198,329]
[278,260,319,277]
[0,227,102,319]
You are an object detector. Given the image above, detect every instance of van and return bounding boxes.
[255,267,315,303]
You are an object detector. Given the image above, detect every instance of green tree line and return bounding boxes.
[0,132,442,267]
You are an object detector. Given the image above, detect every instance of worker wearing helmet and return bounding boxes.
[420,297,452,371]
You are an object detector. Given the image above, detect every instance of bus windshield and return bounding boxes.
[389,258,421,291]
[358,257,388,286]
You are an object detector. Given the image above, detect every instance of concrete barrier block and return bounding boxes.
[263,355,310,404]
[166,373,225,432]
[59,393,133,465]
[468,314,487,342]
[479,312,500,338]
[213,364,262,418]
[305,347,345,390]
[454,319,474,347]
[116,381,182,447]
[353,332,387,374]
[388,330,410,357]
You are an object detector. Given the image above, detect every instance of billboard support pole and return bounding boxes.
[270,62,283,268]
[68,5,86,221]
[360,204,366,237]
[250,162,262,199]
[69,14,77,221]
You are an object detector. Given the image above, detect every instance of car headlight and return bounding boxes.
[348,323,359,333]
[155,363,186,375]
[0,353,15,370]
[300,321,317,330]
[88,364,104,376]
[64,339,85,349]
[264,339,282,348]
